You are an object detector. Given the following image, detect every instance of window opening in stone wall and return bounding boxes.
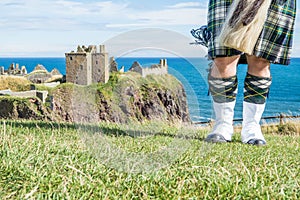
[80,65,83,70]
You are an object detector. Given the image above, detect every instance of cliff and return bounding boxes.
[51,72,190,123]
[0,73,191,123]
[0,96,52,120]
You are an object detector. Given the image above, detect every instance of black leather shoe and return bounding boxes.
[247,139,266,146]
[204,134,227,143]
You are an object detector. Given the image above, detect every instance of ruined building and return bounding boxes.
[0,66,4,75]
[65,45,110,85]
[109,57,118,73]
[26,64,63,84]
[129,59,168,77]
[0,63,28,76]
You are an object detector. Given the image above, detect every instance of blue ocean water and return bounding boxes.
[1,57,300,122]
[0,58,66,75]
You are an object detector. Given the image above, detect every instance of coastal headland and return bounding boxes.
[0,44,190,124]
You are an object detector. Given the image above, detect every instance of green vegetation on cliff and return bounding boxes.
[50,73,190,123]
[0,120,299,199]
[0,96,50,120]
[0,73,190,123]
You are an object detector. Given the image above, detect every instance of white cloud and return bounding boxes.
[0,0,207,31]
[167,2,202,9]
[3,0,298,57]
[0,0,130,31]
[0,0,209,56]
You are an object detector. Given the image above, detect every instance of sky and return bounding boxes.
[0,0,299,57]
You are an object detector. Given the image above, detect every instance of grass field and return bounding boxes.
[0,120,299,199]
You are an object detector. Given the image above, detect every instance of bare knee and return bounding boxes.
[246,55,271,77]
[211,55,240,78]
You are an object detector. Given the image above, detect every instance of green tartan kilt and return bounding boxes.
[207,0,296,65]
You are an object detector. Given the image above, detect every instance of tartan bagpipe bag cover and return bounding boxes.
[218,0,272,55]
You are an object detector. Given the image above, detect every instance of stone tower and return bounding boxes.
[0,66,4,75]
[65,45,109,85]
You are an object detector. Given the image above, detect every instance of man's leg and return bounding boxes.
[242,55,272,145]
[205,55,240,143]
[210,56,239,78]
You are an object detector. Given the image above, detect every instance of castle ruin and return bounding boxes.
[0,63,28,76]
[129,59,168,77]
[0,66,4,75]
[65,45,109,85]
[26,64,63,84]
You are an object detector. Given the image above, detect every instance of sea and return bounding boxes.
[1,57,300,123]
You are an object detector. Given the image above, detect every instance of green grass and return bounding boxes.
[0,120,299,199]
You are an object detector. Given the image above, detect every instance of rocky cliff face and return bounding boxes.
[51,73,190,123]
[0,97,52,120]
[0,73,191,123]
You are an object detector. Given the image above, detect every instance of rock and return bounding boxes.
[0,96,52,120]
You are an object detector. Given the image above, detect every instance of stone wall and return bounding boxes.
[129,59,168,77]
[86,53,92,85]
[1,63,28,76]
[27,72,52,83]
[109,57,118,73]
[129,61,143,75]
[65,53,89,85]
[0,67,4,75]
[92,53,108,83]
[66,45,109,85]
[0,90,48,103]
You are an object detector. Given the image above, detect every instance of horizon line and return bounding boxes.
[2,56,300,59]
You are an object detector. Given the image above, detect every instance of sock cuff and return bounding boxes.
[208,74,238,103]
[244,73,272,104]
[245,72,272,81]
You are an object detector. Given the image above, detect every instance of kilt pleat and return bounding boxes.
[207,0,296,65]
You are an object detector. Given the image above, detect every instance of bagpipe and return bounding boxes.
[190,25,211,47]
